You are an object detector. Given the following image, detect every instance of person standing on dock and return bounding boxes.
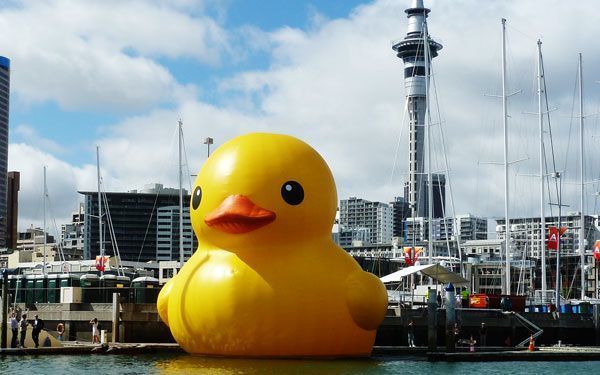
[461,289,469,308]
[19,314,27,348]
[437,291,442,308]
[454,323,460,341]
[10,313,18,348]
[479,322,487,347]
[90,318,100,344]
[31,314,44,348]
[56,322,65,341]
[407,320,416,347]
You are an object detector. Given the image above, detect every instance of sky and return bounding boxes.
[2,0,600,237]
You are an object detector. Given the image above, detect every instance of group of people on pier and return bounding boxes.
[7,308,101,348]
[8,309,45,348]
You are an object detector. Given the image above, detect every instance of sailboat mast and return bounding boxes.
[178,120,184,266]
[501,18,511,295]
[537,40,547,300]
[555,172,562,307]
[578,53,585,300]
[43,166,47,275]
[96,146,103,275]
[424,19,433,267]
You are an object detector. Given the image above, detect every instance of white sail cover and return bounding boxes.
[380,264,468,285]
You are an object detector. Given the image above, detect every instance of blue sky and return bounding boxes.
[2,0,600,234]
[9,0,366,166]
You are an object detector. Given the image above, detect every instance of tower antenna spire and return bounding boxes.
[392,0,443,263]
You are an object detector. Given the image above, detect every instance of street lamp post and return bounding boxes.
[204,137,213,158]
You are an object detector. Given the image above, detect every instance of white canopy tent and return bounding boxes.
[380,264,468,285]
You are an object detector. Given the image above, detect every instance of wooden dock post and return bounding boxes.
[428,288,438,351]
[0,270,7,348]
[112,292,119,343]
[594,304,600,346]
[445,283,455,352]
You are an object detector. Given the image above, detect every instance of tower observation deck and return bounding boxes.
[392,0,443,218]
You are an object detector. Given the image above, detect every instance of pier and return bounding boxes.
[376,306,600,348]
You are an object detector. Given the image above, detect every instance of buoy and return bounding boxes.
[528,335,535,351]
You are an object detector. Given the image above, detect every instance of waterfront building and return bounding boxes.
[455,214,488,241]
[7,171,19,249]
[156,205,197,262]
[339,197,393,245]
[0,56,10,247]
[17,226,56,251]
[463,239,503,259]
[495,213,600,258]
[12,258,157,278]
[81,183,190,262]
[61,203,85,260]
[0,249,32,268]
[404,214,487,243]
[467,259,534,296]
[392,1,444,218]
[15,226,58,264]
[159,260,181,284]
[336,226,371,248]
[496,214,600,299]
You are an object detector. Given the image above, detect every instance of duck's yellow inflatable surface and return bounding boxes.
[157,133,388,357]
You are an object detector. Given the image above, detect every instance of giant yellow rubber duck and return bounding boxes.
[157,133,388,357]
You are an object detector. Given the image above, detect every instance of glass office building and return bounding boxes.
[81,187,194,262]
[0,56,10,247]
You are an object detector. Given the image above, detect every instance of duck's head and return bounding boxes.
[190,133,337,251]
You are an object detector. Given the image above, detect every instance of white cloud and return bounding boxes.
[8,0,600,241]
[0,0,227,111]
[14,124,65,154]
[8,143,98,233]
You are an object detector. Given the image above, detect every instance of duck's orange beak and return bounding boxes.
[204,195,276,234]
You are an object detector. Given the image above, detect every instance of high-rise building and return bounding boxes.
[156,206,197,262]
[81,184,192,262]
[496,213,600,258]
[61,203,85,260]
[404,214,487,244]
[0,56,10,248]
[393,1,443,218]
[390,196,410,238]
[455,214,488,241]
[339,197,393,245]
[403,173,446,219]
[6,171,19,249]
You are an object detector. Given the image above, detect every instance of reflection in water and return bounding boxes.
[154,354,382,374]
[2,353,600,375]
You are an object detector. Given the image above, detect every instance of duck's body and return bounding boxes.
[158,133,388,357]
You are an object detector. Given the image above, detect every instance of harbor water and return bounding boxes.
[2,353,600,374]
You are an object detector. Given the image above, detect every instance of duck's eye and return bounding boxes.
[192,186,202,210]
[281,181,304,205]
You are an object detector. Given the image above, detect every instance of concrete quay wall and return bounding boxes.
[376,308,598,348]
[12,302,174,343]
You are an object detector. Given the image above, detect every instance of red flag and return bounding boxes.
[547,227,559,250]
[547,226,567,250]
[403,247,423,266]
[95,255,110,271]
[403,247,414,266]
[594,240,600,261]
